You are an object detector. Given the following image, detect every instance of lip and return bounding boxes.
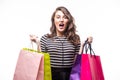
[59,23,64,29]
[59,23,64,26]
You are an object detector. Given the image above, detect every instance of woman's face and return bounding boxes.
[54,10,68,36]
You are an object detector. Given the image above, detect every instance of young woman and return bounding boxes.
[30,6,93,80]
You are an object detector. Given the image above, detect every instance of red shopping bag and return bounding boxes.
[88,53,104,80]
[13,48,44,80]
[80,43,104,80]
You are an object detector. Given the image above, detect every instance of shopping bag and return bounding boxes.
[25,41,52,80]
[69,54,81,80]
[81,44,104,80]
[22,48,52,80]
[88,52,104,80]
[13,48,44,80]
[70,43,104,80]
[41,52,52,80]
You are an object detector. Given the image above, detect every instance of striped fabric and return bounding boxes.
[40,34,80,68]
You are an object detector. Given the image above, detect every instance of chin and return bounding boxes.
[59,29,65,32]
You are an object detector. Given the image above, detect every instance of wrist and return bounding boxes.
[36,40,40,46]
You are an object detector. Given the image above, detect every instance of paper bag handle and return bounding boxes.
[31,40,41,52]
[82,40,95,56]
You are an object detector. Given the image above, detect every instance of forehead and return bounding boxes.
[55,10,65,16]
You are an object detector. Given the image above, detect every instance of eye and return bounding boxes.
[56,15,60,19]
[63,15,68,19]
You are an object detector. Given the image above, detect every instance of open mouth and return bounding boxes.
[59,24,64,26]
[59,23,64,28]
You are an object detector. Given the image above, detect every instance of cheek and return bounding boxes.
[54,19,59,26]
[64,20,69,26]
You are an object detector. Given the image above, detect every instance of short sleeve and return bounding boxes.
[75,44,80,54]
[40,34,48,52]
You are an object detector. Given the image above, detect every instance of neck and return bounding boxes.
[57,32,64,37]
[57,34,65,37]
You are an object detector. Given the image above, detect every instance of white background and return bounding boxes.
[0,0,120,80]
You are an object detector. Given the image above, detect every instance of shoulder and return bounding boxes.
[40,34,49,42]
[41,34,48,39]
[40,34,48,45]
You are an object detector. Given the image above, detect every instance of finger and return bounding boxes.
[29,34,33,38]
[88,37,93,43]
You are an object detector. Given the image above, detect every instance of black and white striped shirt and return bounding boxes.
[40,34,80,68]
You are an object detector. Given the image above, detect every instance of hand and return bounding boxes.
[79,36,93,54]
[29,34,41,51]
[87,36,93,44]
[29,34,38,43]
[83,36,93,45]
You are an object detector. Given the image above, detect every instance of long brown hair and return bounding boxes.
[48,6,80,45]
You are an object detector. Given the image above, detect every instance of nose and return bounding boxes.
[60,18,64,22]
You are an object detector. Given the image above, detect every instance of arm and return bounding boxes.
[79,42,85,54]
[36,40,41,52]
[40,34,48,52]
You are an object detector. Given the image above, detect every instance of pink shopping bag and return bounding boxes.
[13,48,44,80]
[80,44,104,80]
